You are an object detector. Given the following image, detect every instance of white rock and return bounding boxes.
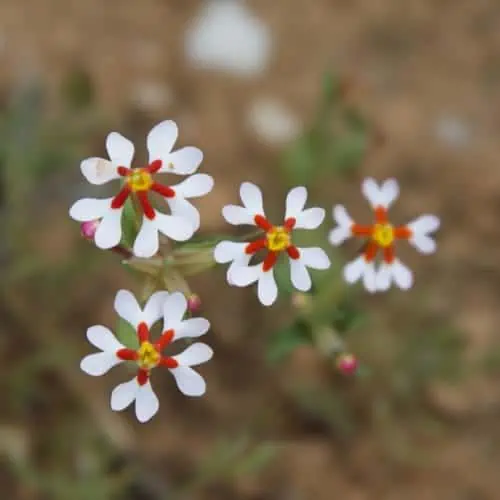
[185,0,272,77]
[247,97,302,145]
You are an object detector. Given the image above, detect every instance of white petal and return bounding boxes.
[171,174,214,199]
[361,177,382,208]
[173,343,213,366]
[227,254,252,285]
[81,158,120,185]
[169,366,207,396]
[298,247,331,270]
[143,291,170,328]
[86,325,124,352]
[379,178,399,208]
[80,352,123,376]
[344,256,366,284]
[407,215,440,235]
[163,292,188,328]
[135,381,160,423]
[147,120,178,162]
[290,259,312,292]
[69,198,112,222]
[133,217,159,258]
[376,263,392,291]
[106,132,134,167]
[240,182,265,215]
[294,207,325,229]
[329,227,351,246]
[174,318,210,340]
[229,263,262,287]
[333,204,353,227]
[222,205,255,225]
[114,290,142,329]
[111,378,139,411]
[285,186,307,220]
[166,197,200,231]
[154,212,195,241]
[94,208,123,249]
[257,270,278,306]
[391,259,413,290]
[410,234,437,254]
[214,241,247,263]
[362,261,377,293]
[161,147,203,175]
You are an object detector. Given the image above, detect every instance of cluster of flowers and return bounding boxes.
[70,120,440,422]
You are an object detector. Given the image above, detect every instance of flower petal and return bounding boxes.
[289,259,311,292]
[106,132,134,168]
[133,218,159,258]
[297,247,331,270]
[169,366,206,396]
[376,263,392,291]
[80,352,123,376]
[222,205,255,225]
[69,198,113,222]
[135,381,160,423]
[81,158,120,185]
[361,177,382,208]
[163,292,188,329]
[362,261,377,293]
[294,207,325,229]
[229,263,261,287]
[170,174,214,199]
[154,212,195,241]
[167,197,200,231]
[162,147,203,175]
[174,318,210,340]
[409,234,436,254]
[258,270,278,306]
[214,241,247,263]
[147,120,178,162]
[86,325,124,352]
[143,291,170,328]
[114,290,143,329]
[391,259,413,290]
[240,182,265,215]
[111,378,139,411]
[344,256,366,284]
[94,208,123,249]
[379,178,399,208]
[173,342,213,366]
[329,205,354,245]
[407,214,440,235]
[285,186,307,220]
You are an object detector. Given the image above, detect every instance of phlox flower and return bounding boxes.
[329,178,440,292]
[69,120,214,258]
[80,290,213,423]
[214,182,330,306]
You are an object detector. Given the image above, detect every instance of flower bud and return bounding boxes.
[336,353,358,376]
[187,294,202,314]
[291,292,312,311]
[80,220,100,240]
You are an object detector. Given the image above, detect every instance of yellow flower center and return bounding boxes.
[137,341,160,370]
[266,226,291,252]
[372,223,394,247]
[128,169,153,192]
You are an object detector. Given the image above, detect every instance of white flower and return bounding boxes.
[80,290,213,423]
[329,177,440,292]
[214,183,330,306]
[69,120,214,258]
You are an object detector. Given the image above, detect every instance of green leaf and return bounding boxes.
[266,323,310,364]
[120,197,137,248]
[115,318,138,349]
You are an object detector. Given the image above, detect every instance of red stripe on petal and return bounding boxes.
[147,160,163,174]
[155,329,175,351]
[263,251,278,271]
[351,223,373,237]
[254,215,273,232]
[284,217,296,230]
[374,206,388,224]
[137,322,150,343]
[394,226,412,239]
[159,357,179,369]
[116,348,138,361]
[245,239,267,254]
[111,186,131,209]
[383,246,395,264]
[287,245,300,260]
[137,369,149,386]
[363,241,378,262]
[117,166,132,177]
[136,191,156,220]
[151,182,175,198]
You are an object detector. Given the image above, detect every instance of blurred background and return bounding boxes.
[2,0,500,498]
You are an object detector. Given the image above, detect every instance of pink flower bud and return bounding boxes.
[336,353,358,376]
[80,220,100,240]
[187,294,201,314]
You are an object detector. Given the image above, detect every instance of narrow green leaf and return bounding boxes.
[115,318,138,349]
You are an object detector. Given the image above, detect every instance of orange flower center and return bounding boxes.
[137,341,160,370]
[372,223,394,247]
[266,226,291,252]
[127,169,153,192]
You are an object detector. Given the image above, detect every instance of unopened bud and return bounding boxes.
[336,353,358,376]
[80,220,100,240]
[187,294,201,314]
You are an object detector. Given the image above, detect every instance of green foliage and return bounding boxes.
[266,323,310,364]
[115,318,139,349]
